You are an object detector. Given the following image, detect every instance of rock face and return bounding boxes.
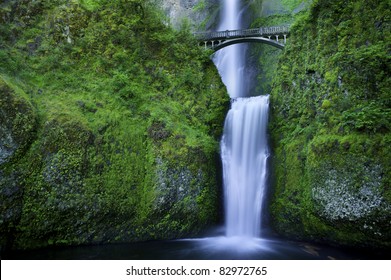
[0,77,36,250]
[311,164,385,222]
[246,0,313,95]
[269,0,391,248]
[254,0,312,16]
[161,0,219,30]
[0,78,36,165]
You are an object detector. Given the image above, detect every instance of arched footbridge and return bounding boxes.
[194,25,290,51]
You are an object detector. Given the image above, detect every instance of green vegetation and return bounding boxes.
[193,0,221,31]
[0,0,228,250]
[269,0,391,248]
[248,0,312,95]
[2,0,389,252]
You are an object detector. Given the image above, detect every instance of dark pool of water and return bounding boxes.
[3,234,390,260]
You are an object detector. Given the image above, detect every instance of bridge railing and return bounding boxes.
[194,26,290,41]
[259,26,290,35]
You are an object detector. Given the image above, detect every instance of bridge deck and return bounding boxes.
[194,26,290,42]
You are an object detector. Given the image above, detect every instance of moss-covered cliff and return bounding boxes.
[0,0,228,251]
[161,0,221,30]
[248,0,313,95]
[270,0,391,248]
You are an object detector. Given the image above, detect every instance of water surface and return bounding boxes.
[4,234,389,260]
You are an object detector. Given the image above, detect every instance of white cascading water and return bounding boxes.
[213,0,246,98]
[221,96,269,238]
[215,0,270,238]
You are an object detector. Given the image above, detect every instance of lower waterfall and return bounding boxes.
[221,95,269,238]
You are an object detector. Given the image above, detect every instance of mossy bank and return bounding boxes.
[269,0,391,248]
[0,0,228,251]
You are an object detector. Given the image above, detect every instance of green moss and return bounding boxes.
[0,75,37,165]
[269,0,391,248]
[0,0,228,250]
[248,0,312,95]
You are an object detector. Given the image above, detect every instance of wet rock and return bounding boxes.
[154,157,202,213]
[312,166,387,221]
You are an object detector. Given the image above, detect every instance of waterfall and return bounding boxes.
[221,96,269,237]
[213,0,247,98]
[215,0,270,238]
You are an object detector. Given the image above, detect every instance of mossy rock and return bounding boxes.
[0,77,37,166]
[0,76,37,251]
[269,0,391,249]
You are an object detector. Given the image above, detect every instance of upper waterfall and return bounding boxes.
[213,0,248,98]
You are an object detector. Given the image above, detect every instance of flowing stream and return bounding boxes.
[215,0,269,239]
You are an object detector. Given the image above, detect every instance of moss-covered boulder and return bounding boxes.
[270,0,391,248]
